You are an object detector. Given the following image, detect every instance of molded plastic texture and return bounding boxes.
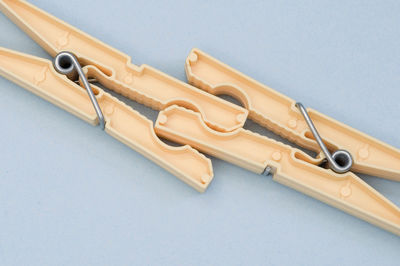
[0,0,248,133]
[0,48,213,192]
[155,106,400,235]
[185,49,400,181]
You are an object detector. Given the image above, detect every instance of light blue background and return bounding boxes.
[1,0,400,265]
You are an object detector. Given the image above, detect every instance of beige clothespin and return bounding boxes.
[154,49,400,235]
[0,0,250,192]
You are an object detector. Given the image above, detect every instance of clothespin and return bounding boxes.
[184,49,400,180]
[154,49,400,235]
[0,0,249,192]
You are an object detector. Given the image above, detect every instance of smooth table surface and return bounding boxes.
[0,0,399,265]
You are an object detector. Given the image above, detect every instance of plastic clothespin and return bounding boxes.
[153,49,400,235]
[0,0,249,192]
[183,49,400,180]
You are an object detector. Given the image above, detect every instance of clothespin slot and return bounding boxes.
[185,49,400,181]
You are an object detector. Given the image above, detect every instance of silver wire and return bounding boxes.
[296,102,353,174]
[53,52,105,130]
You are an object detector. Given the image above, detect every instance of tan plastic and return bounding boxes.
[0,48,213,192]
[185,49,400,181]
[155,106,400,235]
[0,0,248,133]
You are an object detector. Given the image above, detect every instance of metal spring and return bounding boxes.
[53,51,105,130]
[296,103,353,174]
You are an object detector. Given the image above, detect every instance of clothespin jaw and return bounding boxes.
[155,106,400,236]
[185,48,400,181]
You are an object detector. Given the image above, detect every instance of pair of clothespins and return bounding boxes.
[0,0,399,236]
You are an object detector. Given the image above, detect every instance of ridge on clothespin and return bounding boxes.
[0,0,251,192]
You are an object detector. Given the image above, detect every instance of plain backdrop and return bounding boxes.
[1,0,399,265]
